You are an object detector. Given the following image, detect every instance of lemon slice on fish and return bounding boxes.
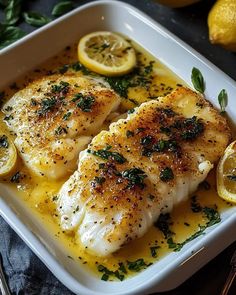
[0,134,17,177]
[217,140,236,204]
[78,31,136,76]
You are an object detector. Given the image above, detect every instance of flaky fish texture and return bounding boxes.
[57,87,231,256]
[2,74,120,179]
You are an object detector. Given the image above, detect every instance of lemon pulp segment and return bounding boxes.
[0,134,17,177]
[217,141,236,203]
[78,31,136,76]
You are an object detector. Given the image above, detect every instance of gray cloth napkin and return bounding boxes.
[0,216,73,295]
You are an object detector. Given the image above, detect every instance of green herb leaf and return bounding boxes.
[191,67,205,94]
[23,11,51,27]
[55,126,67,135]
[160,167,174,182]
[154,213,174,239]
[38,98,57,116]
[126,130,134,138]
[93,176,106,185]
[150,246,160,258]
[127,258,151,272]
[118,262,127,274]
[122,168,147,189]
[62,112,71,121]
[203,207,221,227]
[4,0,22,25]
[166,207,221,252]
[218,89,228,113]
[76,94,95,112]
[0,25,25,49]
[88,146,127,164]
[52,1,73,17]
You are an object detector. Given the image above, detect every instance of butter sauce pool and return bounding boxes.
[0,40,233,281]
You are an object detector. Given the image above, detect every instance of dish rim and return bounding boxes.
[0,1,236,295]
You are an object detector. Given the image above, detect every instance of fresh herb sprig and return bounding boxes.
[0,0,76,49]
[88,145,127,164]
[52,1,73,17]
[156,205,221,252]
[0,24,25,49]
[4,0,22,25]
[218,89,228,113]
[191,67,205,94]
[23,11,51,27]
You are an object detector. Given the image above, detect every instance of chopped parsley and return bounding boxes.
[4,106,13,112]
[122,168,147,189]
[55,126,67,135]
[127,108,135,114]
[160,167,174,182]
[105,76,131,98]
[127,258,152,272]
[105,60,154,98]
[140,135,154,146]
[38,98,57,116]
[94,176,106,185]
[0,135,9,148]
[181,116,204,140]
[142,139,180,157]
[154,213,174,239]
[126,130,134,138]
[157,206,221,252]
[63,112,71,121]
[71,61,91,75]
[51,81,70,93]
[150,246,160,258]
[118,262,127,274]
[74,94,95,112]
[97,264,124,281]
[88,145,127,164]
[4,114,13,121]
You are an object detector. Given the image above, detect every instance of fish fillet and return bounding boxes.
[57,87,231,256]
[2,74,120,179]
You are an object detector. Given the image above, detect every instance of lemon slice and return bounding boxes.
[217,140,236,203]
[0,134,17,177]
[78,31,136,76]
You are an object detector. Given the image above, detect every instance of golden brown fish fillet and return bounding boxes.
[2,74,121,179]
[57,87,231,256]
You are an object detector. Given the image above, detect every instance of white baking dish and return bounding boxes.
[0,1,236,294]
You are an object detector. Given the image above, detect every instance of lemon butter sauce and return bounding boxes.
[0,39,233,281]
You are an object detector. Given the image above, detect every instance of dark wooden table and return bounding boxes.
[0,0,236,294]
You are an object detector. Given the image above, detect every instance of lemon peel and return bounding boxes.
[0,134,17,177]
[78,31,136,77]
[217,141,236,204]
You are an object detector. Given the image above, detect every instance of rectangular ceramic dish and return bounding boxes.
[0,1,236,294]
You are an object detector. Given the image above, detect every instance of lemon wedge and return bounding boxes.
[0,134,17,177]
[217,140,236,204]
[78,31,136,76]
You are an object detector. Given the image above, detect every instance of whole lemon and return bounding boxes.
[208,0,236,51]
[154,0,202,8]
